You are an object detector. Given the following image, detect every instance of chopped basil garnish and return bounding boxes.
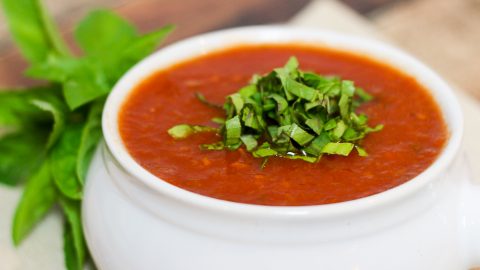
[167,124,218,139]
[195,92,222,109]
[168,57,382,165]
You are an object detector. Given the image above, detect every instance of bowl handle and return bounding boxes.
[462,167,480,267]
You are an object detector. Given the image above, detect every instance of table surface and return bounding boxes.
[1,0,479,269]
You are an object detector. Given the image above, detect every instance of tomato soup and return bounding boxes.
[119,45,447,206]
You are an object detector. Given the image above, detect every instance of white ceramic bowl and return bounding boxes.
[83,26,480,270]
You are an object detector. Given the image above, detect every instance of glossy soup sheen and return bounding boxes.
[119,44,447,206]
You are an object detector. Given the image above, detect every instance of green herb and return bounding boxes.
[168,124,219,139]
[60,197,85,270]
[1,0,70,63]
[12,163,57,245]
[0,0,173,269]
[49,123,85,200]
[76,100,104,185]
[168,57,382,165]
[195,92,223,108]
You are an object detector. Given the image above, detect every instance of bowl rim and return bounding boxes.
[102,25,463,219]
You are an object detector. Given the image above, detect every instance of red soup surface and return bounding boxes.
[119,44,447,206]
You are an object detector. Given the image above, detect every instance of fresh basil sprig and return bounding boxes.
[169,57,383,166]
[0,0,173,269]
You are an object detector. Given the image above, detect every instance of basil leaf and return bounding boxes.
[253,142,277,158]
[201,142,225,150]
[0,87,60,128]
[303,72,325,88]
[211,117,225,124]
[117,25,174,75]
[195,92,222,109]
[282,154,318,163]
[331,120,347,140]
[366,124,384,133]
[63,221,81,270]
[240,106,258,130]
[338,94,350,121]
[0,88,62,173]
[320,78,341,96]
[228,93,244,114]
[288,123,314,146]
[352,113,368,127]
[168,124,218,139]
[62,63,110,110]
[324,119,337,131]
[305,117,323,135]
[25,10,172,110]
[225,116,242,147]
[75,10,137,56]
[355,87,373,102]
[304,100,323,111]
[12,162,56,245]
[342,127,363,141]
[341,80,355,96]
[240,135,258,151]
[284,78,317,101]
[49,124,84,200]
[30,95,67,149]
[238,85,257,98]
[284,56,299,73]
[304,132,330,156]
[275,125,292,144]
[274,56,299,83]
[355,145,368,157]
[122,24,174,56]
[263,98,276,112]
[0,130,47,186]
[25,9,168,109]
[1,0,70,64]
[269,94,288,113]
[26,57,110,110]
[60,197,86,270]
[76,101,103,185]
[26,56,79,82]
[75,10,173,83]
[321,142,354,156]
